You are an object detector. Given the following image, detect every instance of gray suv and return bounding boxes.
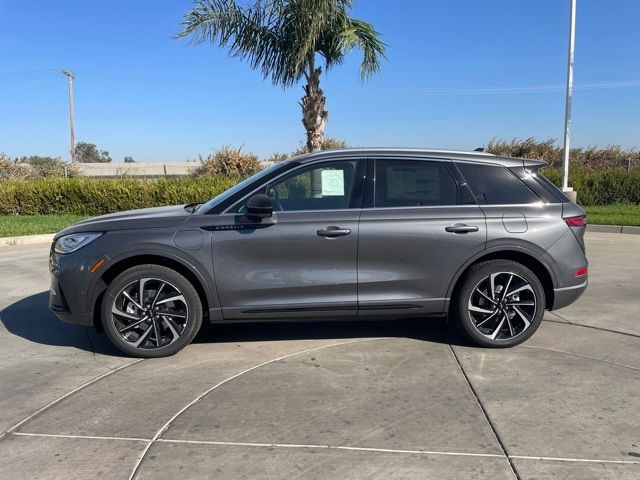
[49,149,588,357]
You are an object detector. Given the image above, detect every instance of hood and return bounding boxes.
[55,205,192,239]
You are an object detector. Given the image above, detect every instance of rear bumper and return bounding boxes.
[551,279,587,310]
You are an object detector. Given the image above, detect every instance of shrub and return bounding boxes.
[1,153,32,180]
[540,167,640,206]
[0,176,239,216]
[486,138,640,170]
[191,146,262,177]
[290,137,349,157]
[265,152,290,163]
[1,154,80,180]
[16,155,80,178]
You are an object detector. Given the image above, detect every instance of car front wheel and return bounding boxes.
[101,264,203,358]
[454,259,545,348]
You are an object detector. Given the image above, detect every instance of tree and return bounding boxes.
[178,0,385,152]
[124,156,136,163]
[75,142,112,163]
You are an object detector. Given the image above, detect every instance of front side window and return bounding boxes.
[200,162,285,213]
[265,160,359,212]
[374,159,457,207]
[455,163,540,205]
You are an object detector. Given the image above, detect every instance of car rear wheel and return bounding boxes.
[454,259,545,348]
[101,264,203,358]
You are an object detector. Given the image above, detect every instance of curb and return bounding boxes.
[586,225,640,235]
[0,233,55,248]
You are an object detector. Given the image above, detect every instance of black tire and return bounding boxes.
[453,259,545,348]
[101,264,203,358]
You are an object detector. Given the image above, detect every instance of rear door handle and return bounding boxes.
[445,224,479,234]
[317,226,351,238]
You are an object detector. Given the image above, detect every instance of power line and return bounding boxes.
[0,69,61,81]
[1,68,638,96]
[373,80,640,96]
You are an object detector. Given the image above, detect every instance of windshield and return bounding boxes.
[197,163,285,213]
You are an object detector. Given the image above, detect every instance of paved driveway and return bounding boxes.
[0,232,638,479]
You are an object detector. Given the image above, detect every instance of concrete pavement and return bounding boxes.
[0,232,638,479]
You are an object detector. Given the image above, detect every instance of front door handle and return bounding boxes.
[317,226,351,238]
[445,224,479,234]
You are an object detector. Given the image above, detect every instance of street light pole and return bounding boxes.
[561,0,576,196]
[62,70,76,163]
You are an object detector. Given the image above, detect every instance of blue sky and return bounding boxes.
[0,0,638,162]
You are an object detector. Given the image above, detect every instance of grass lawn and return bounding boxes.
[584,204,640,227]
[0,214,87,237]
[0,205,639,237]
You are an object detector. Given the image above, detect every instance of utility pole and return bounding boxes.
[561,0,577,200]
[62,70,76,163]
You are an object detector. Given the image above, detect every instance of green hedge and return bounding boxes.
[0,176,239,216]
[1,168,638,216]
[541,168,640,206]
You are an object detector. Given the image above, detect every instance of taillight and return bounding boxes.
[574,267,588,277]
[565,214,587,227]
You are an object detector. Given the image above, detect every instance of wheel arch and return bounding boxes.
[91,252,214,332]
[447,248,557,312]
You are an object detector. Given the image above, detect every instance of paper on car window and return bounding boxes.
[387,166,439,200]
[321,169,344,196]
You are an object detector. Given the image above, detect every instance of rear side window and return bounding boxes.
[375,159,457,207]
[455,163,539,205]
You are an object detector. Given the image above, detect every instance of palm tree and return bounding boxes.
[178,0,385,152]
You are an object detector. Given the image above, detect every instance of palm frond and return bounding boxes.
[338,18,386,78]
[178,0,384,85]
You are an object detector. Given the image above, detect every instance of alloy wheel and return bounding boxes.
[111,277,189,350]
[467,271,537,341]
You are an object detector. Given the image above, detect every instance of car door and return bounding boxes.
[453,161,568,251]
[212,158,364,320]
[357,157,487,316]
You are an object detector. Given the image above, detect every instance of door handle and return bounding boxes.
[445,224,479,234]
[317,226,351,238]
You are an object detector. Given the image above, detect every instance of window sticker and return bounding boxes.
[386,166,439,200]
[321,169,345,196]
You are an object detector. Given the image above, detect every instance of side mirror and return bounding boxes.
[245,193,273,219]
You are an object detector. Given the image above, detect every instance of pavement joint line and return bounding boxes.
[11,432,149,442]
[522,345,640,372]
[449,345,521,480]
[1,358,144,439]
[127,337,390,480]
[543,318,640,339]
[84,327,96,359]
[9,433,640,465]
[546,310,573,324]
[156,438,506,458]
[509,455,640,465]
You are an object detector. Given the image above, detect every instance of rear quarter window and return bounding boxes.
[455,162,540,205]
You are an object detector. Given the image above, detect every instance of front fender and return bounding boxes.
[85,233,218,315]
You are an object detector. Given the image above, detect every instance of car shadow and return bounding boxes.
[1,291,474,357]
[0,291,121,356]
[196,315,473,348]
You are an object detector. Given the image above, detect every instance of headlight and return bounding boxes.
[54,232,103,254]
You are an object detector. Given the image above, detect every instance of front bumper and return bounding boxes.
[551,279,588,310]
[49,280,94,326]
[49,243,107,327]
